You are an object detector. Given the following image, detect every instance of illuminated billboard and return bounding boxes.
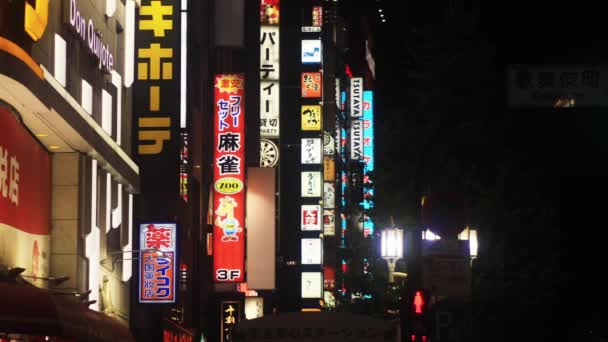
[301,238,322,265]
[301,40,321,64]
[139,222,177,303]
[301,105,322,131]
[301,272,323,298]
[301,171,322,197]
[301,138,322,164]
[301,72,322,98]
[301,205,322,231]
[213,74,246,283]
[363,91,375,236]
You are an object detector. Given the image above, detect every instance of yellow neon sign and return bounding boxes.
[24,0,49,41]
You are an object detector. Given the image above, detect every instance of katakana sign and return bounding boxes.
[213,74,246,283]
[139,222,177,303]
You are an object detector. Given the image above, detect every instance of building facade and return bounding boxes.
[0,0,138,339]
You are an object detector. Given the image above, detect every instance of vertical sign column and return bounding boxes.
[260,0,280,167]
[362,91,375,237]
[213,74,246,283]
[134,0,181,305]
[134,0,181,203]
[300,8,324,305]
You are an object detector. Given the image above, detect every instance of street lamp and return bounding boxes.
[381,227,403,284]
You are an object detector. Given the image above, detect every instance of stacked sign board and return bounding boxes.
[213,74,246,283]
[135,0,182,304]
[260,0,281,168]
[300,7,324,304]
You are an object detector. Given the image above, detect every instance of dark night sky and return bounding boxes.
[365,1,606,340]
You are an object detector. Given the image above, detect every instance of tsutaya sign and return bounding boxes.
[350,77,362,117]
[68,0,115,73]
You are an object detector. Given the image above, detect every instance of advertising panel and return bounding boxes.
[213,74,246,283]
[260,81,280,137]
[323,210,335,236]
[323,182,335,209]
[301,205,322,231]
[350,77,363,117]
[260,26,280,81]
[245,297,264,320]
[221,301,242,342]
[139,222,177,303]
[301,72,322,98]
[301,40,322,64]
[0,106,51,279]
[350,119,363,160]
[260,0,280,25]
[134,0,181,197]
[301,272,323,298]
[301,105,322,131]
[323,157,335,181]
[301,138,322,164]
[507,64,608,107]
[312,6,323,27]
[301,171,322,197]
[301,238,322,265]
[362,91,375,236]
[323,132,335,156]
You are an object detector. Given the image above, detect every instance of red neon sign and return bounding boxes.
[213,74,246,283]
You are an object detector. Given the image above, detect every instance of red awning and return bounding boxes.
[0,282,134,342]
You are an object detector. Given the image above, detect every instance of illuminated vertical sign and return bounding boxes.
[221,301,241,342]
[362,91,375,236]
[301,72,322,98]
[301,138,322,164]
[350,77,363,117]
[213,74,246,282]
[301,205,322,231]
[260,26,280,138]
[179,131,189,202]
[301,105,322,131]
[139,223,177,303]
[260,1,280,142]
[134,0,181,197]
[301,171,322,197]
[351,119,363,160]
[312,6,323,27]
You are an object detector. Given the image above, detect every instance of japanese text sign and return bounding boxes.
[134,0,181,197]
[301,105,322,131]
[260,81,280,137]
[302,72,322,98]
[0,106,51,235]
[213,74,246,283]
[301,138,322,164]
[323,210,335,236]
[221,301,242,342]
[139,223,177,303]
[260,27,280,81]
[301,205,322,231]
[301,171,321,197]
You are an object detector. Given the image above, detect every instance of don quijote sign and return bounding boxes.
[67,0,115,73]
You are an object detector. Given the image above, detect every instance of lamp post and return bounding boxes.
[381,227,403,284]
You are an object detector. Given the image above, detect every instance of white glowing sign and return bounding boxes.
[350,77,362,117]
[261,81,280,137]
[301,40,321,64]
[351,119,363,160]
[301,272,322,298]
[301,238,322,265]
[301,171,322,197]
[69,0,115,73]
[301,138,322,164]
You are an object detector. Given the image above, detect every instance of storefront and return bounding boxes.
[0,0,138,335]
